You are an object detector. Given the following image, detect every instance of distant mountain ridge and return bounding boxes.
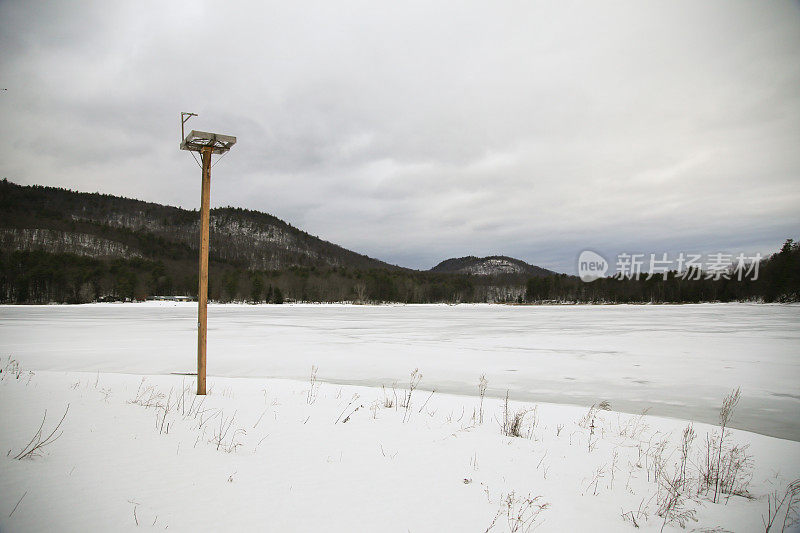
[0,179,558,305]
[430,255,554,277]
[2,180,796,305]
[0,180,556,276]
[0,180,400,271]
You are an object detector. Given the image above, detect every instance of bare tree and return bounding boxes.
[354,282,367,303]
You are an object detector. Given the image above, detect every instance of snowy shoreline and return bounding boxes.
[1,368,798,531]
[2,303,797,441]
[4,301,799,307]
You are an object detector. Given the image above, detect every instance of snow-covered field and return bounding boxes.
[1,303,799,531]
[1,302,798,439]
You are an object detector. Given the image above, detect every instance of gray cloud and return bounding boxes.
[1,0,798,273]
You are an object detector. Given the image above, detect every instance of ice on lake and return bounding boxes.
[1,302,798,440]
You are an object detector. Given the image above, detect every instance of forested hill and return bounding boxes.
[1,179,797,305]
[0,179,397,272]
[431,256,554,277]
[0,180,538,304]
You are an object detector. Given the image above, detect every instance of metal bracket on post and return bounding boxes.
[181,112,197,144]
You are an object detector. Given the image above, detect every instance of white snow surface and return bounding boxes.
[0,369,798,532]
[1,302,798,439]
[1,303,799,532]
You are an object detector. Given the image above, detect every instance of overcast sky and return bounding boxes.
[1,1,798,273]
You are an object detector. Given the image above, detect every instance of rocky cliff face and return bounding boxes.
[430,255,553,277]
[0,228,141,259]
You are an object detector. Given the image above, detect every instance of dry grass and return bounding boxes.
[13,404,70,460]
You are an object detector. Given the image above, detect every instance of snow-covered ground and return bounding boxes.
[1,303,799,531]
[1,367,799,532]
[1,302,798,439]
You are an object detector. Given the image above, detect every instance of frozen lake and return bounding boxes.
[1,302,798,440]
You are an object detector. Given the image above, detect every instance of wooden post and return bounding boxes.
[197,146,213,395]
[181,123,234,394]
